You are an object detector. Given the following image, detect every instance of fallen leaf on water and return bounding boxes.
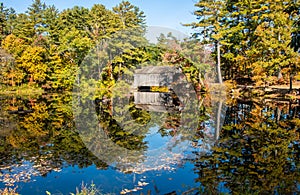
[138,181,149,186]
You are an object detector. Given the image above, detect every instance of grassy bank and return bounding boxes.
[1,183,111,195]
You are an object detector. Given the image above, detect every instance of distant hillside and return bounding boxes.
[146,26,189,44]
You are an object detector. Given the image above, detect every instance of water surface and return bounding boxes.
[0,94,299,194]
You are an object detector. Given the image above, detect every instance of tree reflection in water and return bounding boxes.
[0,94,108,187]
[76,86,204,174]
[192,99,300,194]
[0,92,299,194]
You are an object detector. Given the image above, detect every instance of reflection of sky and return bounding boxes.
[12,162,230,194]
[11,119,202,194]
[145,125,169,150]
[14,164,198,195]
[134,124,190,174]
[203,119,216,138]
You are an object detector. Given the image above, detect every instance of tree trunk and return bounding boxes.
[215,100,223,140]
[217,41,222,84]
[199,71,204,87]
[276,107,281,123]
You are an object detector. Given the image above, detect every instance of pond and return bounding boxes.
[0,92,299,194]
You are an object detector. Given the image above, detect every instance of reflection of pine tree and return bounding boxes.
[192,100,300,194]
[0,94,110,186]
[98,95,148,150]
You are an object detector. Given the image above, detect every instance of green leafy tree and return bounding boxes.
[241,1,299,86]
[180,37,214,86]
[0,0,153,92]
[58,27,93,65]
[43,5,60,44]
[0,3,16,43]
[112,1,146,29]
[26,0,46,35]
[8,0,46,44]
[87,4,119,42]
[84,4,120,82]
[46,46,77,90]
[186,0,225,83]
[57,6,92,66]
[189,0,300,88]
[57,6,90,32]
[11,13,35,43]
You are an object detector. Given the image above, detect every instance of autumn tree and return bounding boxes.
[189,0,300,88]
[0,0,151,91]
[18,45,48,84]
[192,101,300,194]
[221,0,299,87]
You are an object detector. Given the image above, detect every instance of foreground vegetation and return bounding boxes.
[1,183,109,195]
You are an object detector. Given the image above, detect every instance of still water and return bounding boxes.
[0,93,299,194]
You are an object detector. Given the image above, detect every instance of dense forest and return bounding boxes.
[0,0,209,94]
[187,0,300,89]
[1,0,299,94]
[0,0,148,91]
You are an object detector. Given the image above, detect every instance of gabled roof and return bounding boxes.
[134,66,180,74]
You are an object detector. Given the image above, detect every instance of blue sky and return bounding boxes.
[2,0,198,35]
